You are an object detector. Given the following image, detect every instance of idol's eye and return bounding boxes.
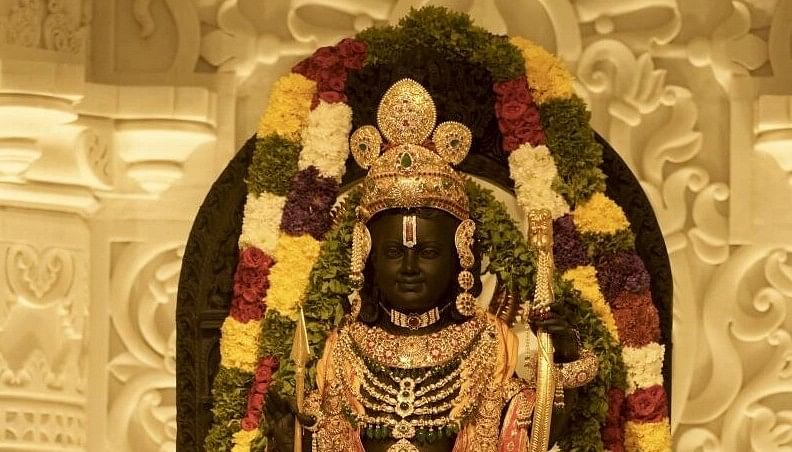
[384,246,404,259]
[419,247,439,259]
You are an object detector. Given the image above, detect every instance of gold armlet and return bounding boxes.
[556,349,599,389]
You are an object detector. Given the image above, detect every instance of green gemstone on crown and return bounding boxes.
[400,152,413,168]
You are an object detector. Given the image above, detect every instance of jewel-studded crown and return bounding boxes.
[351,79,472,223]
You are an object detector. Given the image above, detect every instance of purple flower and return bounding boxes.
[595,251,651,303]
[553,215,590,272]
[280,167,340,239]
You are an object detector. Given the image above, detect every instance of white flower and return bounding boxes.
[623,342,665,393]
[299,101,353,180]
[508,144,570,219]
[239,192,286,255]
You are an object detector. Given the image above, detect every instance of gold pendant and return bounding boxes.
[387,438,419,452]
[392,419,416,439]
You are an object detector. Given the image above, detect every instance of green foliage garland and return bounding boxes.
[580,229,637,261]
[465,181,536,300]
[247,134,301,196]
[539,97,607,207]
[258,311,296,398]
[556,280,628,452]
[357,6,524,82]
[204,367,255,451]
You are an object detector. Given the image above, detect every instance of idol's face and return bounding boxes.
[368,210,459,312]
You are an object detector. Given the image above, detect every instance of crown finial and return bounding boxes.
[350,79,472,169]
[377,79,437,145]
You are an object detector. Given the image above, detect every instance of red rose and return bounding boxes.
[337,38,367,69]
[292,58,308,73]
[260,371,274,384]
[601,425,624,448]
[511,124,545,147]
[319,70,347,92]
[503,128,545,151]
[606,388,625,425]
[258,356,279,373]
[494,79,535,105]
[496,100,529,121]
[255,381,271,393]
[493,79,525,96]
[337,38,367,56]
[241,247,273,270]
[241,286,261,304]
[523,108,540,124]
[292,58,311,76]
[231,302,263,323]
[626,385,667,422]
[256,365,274,382]
[241,415,259,431]
[504,88,532,106]
[317,90,347,104]
[502,135,523,152]
[250,393,265,410]
[342,55,366,70]
[237,267,256,284]
[497,117,521,135]
[311,46,339,69]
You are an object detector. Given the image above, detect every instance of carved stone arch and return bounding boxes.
[176,137,255,451]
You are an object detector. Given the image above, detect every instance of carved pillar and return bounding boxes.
[0,0,91,450]
[0,208,89,450]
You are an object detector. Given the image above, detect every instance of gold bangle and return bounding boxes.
[555,348,599,388]
[300,391,322,432]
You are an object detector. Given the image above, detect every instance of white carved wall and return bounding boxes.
[0,0,790,450]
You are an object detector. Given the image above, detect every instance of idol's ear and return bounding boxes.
[433,121,472,165]
[350,125,382,169]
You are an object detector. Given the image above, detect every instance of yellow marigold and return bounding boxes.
[510,36,574,104]
[624,418,672,452]
[219,317,262,373]
[573,192,631,234]
[231,428,259,452]
[266,234,322,320]
[257,73,316,141]
[562,266,620,341]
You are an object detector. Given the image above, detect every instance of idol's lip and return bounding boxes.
[396,279,424,292]
[396,278,425,285]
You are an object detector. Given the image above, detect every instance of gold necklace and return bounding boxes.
[386,304,445,330]
[332,314,500,452]
[347,312,485,368]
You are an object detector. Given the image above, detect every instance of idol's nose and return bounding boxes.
[399,247,420,275]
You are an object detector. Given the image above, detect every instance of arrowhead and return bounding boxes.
[291,307,312,366]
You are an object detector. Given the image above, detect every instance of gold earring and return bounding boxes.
[349,222,371,320]
[454,219,476,316]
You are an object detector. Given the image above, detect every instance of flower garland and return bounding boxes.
[508,144,570,219]
[205,7,671,452]
[204,35,364,451]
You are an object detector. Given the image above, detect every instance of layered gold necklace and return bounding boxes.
[333,312,498,452]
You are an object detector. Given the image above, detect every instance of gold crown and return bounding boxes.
[350,79,472,223]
